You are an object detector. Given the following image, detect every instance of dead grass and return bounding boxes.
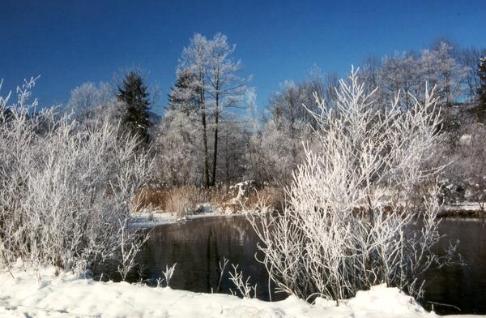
[134,186,205,217]
[165,186,205,217]
[133,184,285,215]
[246,186,285,212]
[133,187,169,211]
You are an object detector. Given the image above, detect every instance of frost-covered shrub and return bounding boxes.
[250,69,449,303]
[0,78,150,273]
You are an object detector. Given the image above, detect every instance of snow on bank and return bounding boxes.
[129,209,230,229]
[0,268,475,318]
[438,202,486,218]
[130,204,259,229]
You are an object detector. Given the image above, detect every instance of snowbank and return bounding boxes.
[130,205,260,229]
[129,210,231,228]
[438,202,486,218]
[0,268,475,317]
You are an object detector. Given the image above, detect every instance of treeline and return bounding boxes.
[65,35,486,189]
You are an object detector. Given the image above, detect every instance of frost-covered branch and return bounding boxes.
[250,68,451,303]
[0,78,151,274]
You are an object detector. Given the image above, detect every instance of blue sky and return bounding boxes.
[1,0,485,114]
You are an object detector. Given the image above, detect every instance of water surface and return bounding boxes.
[136,216,486,315]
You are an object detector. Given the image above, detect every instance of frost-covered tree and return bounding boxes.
[259,78,325,184]
[478,56,486,109]
[177,33,247,186]
[456,47,485,101]
[360,56,382,94]
[269,79,323,127]
[419,41,468,105]
[258,117,312,184]
[118,71,151,143]
[65,81,123,132]
[379,52,420,108]
[153,108,202,185]
[178,34,211,186]
[206,33,247,186]
[66,82,114,116]
[167,69,198,115]
[378,42,468,108]
[251,69,450,303]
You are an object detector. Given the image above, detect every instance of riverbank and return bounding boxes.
[438,202,485,218]
[129,208,254,229]
[130,202,486,229]
[0,267,475,318]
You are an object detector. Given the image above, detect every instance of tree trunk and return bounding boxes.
[211,87,220,186]
[200,83,210,188]
[225,134,229,183]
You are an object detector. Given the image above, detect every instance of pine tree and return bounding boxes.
[167,69,198,115]
[117,72,151,143]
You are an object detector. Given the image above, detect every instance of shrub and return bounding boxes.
[0,78,151,273]
[250,69,451,303]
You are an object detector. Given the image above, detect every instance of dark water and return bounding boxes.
[138,216,280,300]
[135,216,485,315]
[422,219,486,315]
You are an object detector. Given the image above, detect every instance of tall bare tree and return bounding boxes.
[206,33,246,186]
[177,33,247,187]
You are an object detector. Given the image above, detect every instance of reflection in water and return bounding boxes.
[137,216,486,314]
[140,216,280,300]
[423,219,486,315]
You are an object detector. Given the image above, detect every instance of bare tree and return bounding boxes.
[456,47,485,102]
[206,33,247,186]
[177,33,247,187]
[378,42,469,109]
[260,79,324,184]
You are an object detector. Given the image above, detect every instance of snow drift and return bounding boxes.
[0,268,475,318]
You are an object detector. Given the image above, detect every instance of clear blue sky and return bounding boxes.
[1,0,485,113]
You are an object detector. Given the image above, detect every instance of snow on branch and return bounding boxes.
[249,68,452,304]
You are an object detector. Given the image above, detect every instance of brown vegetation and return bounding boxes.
[133,184,285,216]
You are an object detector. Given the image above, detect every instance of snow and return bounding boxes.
[458,134,472,146]
[129,209,231,229]
[129,211,183,228]
[130,203,261,229]
[0,268,477,318]
[442,202,484,211]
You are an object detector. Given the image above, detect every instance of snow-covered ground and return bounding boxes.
[442,202,484,211]
[130,209,230,228]
[439,202,486,218]
[130,204,258,229]
[0,268,478,318]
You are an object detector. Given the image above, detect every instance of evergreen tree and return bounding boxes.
[167,69,198,115]
[117,72,151,143]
